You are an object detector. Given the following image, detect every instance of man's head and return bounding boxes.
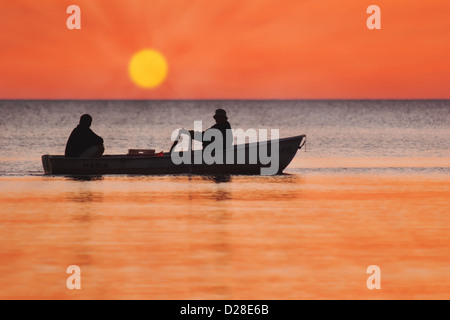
[79,114,93,128]
[213,109,228,124]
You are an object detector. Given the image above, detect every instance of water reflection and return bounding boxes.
[203,175,232,183]
[210,189,231,201]
[66,190,104,203]
[0,172,449,299]
[65,175,104,182]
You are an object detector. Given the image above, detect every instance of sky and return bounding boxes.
[0,0,449,99]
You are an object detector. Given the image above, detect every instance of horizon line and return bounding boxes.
[1,98,449,102]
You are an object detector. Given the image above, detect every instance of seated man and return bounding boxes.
[65,114,105,158]
[189,108,233,150]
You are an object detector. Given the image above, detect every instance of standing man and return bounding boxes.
[65,114,105,158]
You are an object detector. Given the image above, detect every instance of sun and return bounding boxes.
[128,49,168,89]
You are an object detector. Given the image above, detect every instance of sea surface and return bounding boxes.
[0,100,449,299]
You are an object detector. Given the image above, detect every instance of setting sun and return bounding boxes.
[128,49,168,89]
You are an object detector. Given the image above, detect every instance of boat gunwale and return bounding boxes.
[44,135,306,160]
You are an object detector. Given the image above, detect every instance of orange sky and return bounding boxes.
[0,0,449,99]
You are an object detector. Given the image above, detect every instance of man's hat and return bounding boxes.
[213,109,228,120]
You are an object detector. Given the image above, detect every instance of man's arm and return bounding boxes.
[89,129,104,145]
[189,130,204,142]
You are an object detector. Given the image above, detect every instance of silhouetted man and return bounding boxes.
[65,114,105,158]
[190,109,233,150]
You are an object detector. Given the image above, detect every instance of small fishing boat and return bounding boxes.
[42,135,306,175]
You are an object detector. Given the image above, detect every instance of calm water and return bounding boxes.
[0,100,449,299]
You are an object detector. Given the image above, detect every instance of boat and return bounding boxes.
[42,135,306,175]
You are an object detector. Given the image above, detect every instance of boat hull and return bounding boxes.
[42,135,305,175]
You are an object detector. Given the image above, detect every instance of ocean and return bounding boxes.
[0,100,449,299]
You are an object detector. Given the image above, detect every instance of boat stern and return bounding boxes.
[41,154,52,175]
